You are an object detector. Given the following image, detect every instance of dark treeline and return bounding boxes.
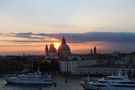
[0,56,59,74]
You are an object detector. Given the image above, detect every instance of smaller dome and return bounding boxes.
[49,44,57,53]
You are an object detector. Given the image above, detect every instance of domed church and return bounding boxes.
[58,37,71,57]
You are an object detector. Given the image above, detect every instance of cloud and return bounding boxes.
[36,32,135,43]
[1,32,135,54]
[0,32,135,43]
[0,32,59,44]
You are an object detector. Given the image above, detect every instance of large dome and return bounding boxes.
[58,37,71,56]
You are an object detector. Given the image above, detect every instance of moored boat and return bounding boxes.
[80,70,135,90]
[3,72,55,85]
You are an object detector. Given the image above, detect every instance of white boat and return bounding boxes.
[80,70,135,90]
[3,72,55,85]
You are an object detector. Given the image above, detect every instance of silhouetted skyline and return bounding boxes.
[0,0,135,55]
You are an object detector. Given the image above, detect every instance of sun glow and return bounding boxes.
[54,42,61,50]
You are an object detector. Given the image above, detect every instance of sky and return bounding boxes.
[0,0,135,55]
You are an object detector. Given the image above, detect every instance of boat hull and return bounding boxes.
[6,81,54,85]
[4,78,54,85]
[82,84,135,90]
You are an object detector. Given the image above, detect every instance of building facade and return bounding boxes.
[59,59,96,74]
[78,65,135,76]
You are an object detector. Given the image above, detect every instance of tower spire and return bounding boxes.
[45,44,49,56]
[62,36,66,44]
[94,46,97,55]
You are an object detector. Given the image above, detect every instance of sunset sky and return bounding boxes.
[0,0,135,55]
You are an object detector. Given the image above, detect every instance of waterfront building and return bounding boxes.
[78,64,135,76]
[59,53,135,75]
[59,58,96,74]
[44,37,135,76]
